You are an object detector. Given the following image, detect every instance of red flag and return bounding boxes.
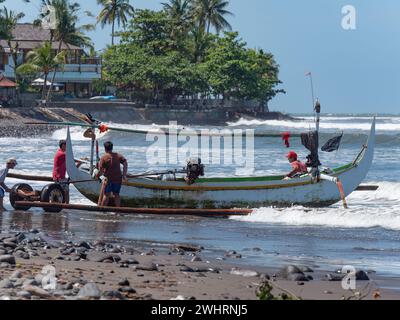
[282,132,290,148]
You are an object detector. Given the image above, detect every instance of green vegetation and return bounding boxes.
[103,2,284,106]
[37,0,95,101]
[1,0,284,108]
[17,41,66,99]
[0,7,25,101]
[256,280,299,300]
[97,0,135,45]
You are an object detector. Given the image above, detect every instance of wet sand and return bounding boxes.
[1,229,399,300]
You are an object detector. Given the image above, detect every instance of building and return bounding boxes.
[0,23,101,97]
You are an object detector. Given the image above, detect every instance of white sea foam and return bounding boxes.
[231,181,400,230]
[227,118,400,132]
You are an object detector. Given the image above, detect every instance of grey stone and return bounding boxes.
[24,285,51,298]
[356,270,370,281]
[22,279,39,288]
[10,270,23,279]
[230,268,259,277]
[299,266,314,273]
[287,273,309,282]
[121,258,139,265]
[118,279,130,286]
[135,262,158,271]
[16,291,32,299]
[118,287,136,294]
[103,290,124,299]
[34,274,44,285]
[191,256,202,262]
[95,254,121,263]
[0,255,16,265]
[325,273,345,281]
[279,265,303,279]
[78,283,102,299]
[77,241,91,249]
[180,266,195,272]
[0,279,14,289]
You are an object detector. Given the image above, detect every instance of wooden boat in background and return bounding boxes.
[65,118,376,208]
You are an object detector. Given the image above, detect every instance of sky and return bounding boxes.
[2,0,400,114]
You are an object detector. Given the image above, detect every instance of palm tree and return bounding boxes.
[17,41,65,100]
[0,7,25,103]
[162,0,192,50]
[39,0,94,101]
[192,0,233,34]
[162,0,191,22]
[97,0,135,46]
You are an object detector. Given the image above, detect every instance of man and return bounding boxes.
[284,151,308,179]
[98,141,128,207]
[0,158,17,212]
[53,139,69,203]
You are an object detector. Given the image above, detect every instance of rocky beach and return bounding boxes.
[0,228,399,301]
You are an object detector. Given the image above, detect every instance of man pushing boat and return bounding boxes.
[0,158,17,211]
[97,141,128,207]
[53,139,70,204]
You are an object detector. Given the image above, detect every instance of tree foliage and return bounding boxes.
[103,4,284,106]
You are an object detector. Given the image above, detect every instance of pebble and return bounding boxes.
[10,270,23,279]
[0,255,16,265]
[0,279,14,289]
[78,283,102,299]
[230,268,259,277]
[24,285,51,298]
[118,279,130,286]
[134,262,158,272]
[102,290,124,299]
[118,287,136,294]
[191,256,202,262]
[16,291,32,299]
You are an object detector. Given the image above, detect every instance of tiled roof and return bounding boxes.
[0,75,17,87]
[0,24,83,51]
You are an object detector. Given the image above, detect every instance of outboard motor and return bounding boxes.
[185,158,205,185]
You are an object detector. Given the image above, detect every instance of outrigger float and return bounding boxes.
[8,114,377,214]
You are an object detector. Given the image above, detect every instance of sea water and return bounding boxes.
[0,114,399,276]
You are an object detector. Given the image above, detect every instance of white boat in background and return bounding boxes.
[65,118,376,209]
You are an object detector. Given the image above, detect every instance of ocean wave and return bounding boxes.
[231,181,400,230]
[227,118,400,132]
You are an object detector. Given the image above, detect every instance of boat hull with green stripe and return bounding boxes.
[66,119,376,209]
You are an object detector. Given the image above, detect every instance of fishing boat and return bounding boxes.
[65,118,376,209]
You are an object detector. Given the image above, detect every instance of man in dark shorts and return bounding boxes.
[98,141,128,207]
[53,139,69,203]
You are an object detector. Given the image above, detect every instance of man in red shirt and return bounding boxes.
[284,151,308,179]
[53,139,69,203]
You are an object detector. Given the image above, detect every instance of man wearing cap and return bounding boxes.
[53,139,69,203]
[0,158,18,211]
[284,151,308,180]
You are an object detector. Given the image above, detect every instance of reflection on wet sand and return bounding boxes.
[93,214,124,239]
[10,210,33,231]
[42,212,69,238]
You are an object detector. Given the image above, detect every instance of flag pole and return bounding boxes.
[306,72,315,109]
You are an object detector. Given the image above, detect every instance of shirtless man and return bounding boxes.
[98,141,128,207]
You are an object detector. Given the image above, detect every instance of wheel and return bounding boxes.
[40,183,65,213]
[9,183,34,211]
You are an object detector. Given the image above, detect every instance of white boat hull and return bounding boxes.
[66,119,376,208]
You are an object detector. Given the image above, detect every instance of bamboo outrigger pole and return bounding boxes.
[24,121,302,138]
[15,201,252,217]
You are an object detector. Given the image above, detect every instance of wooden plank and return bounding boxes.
[355,185,379,191]
[14,201,252,217]
[7,173,53,182]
